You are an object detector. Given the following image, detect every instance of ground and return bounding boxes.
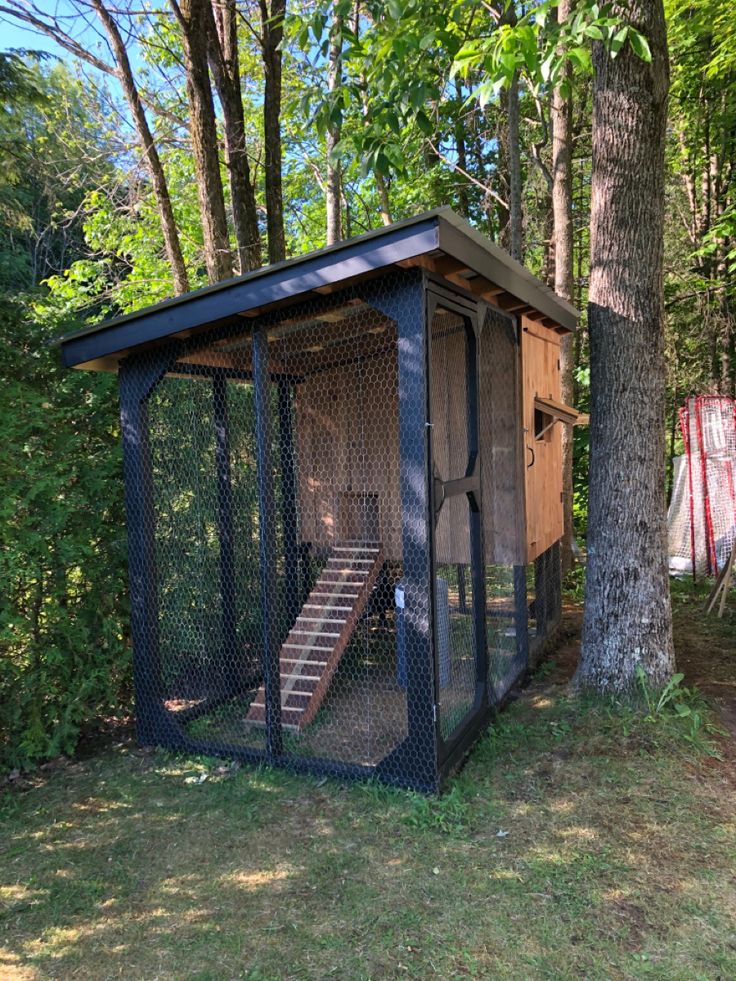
[1,581,735,981]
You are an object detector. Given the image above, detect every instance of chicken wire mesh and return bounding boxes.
[118,270,542,790]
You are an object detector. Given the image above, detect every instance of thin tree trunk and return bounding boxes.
[496,1,522,260]
[325,4,343,245]
[90,0,189,294]
[207,0,261,271]
[507,69,523,261]
[577,0,675,693]
[455,79,470,218]
[261,0,287,263]
[376,173,393,224]
[552,0,575,574]
[352,0,392,225]
[173,0,234,283]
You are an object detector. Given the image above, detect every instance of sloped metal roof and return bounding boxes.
[56,206,579,371]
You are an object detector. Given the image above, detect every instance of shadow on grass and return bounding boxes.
[1,673,735,980]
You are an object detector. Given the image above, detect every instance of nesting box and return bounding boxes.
[58,208,579,792]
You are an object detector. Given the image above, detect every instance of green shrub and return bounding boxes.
[0,297,130,771]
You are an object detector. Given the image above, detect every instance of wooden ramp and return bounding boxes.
[246,543,383,732]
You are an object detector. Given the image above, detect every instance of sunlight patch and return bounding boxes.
[557,826,599,842]
[0,884,45,904]
[531,696,555,709]
[223,868,291,890]
[0,947,38,981]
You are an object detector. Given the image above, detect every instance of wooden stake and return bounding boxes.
[717,545,734,618]
[704,544,735,617]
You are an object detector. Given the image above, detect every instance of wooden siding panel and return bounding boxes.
[521,316,564,562]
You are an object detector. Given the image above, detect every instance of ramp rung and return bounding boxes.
[296,616,347,624]
[283,642,333,651]
[281,657,329,666]
[303,603,353,611]
[289,630,341,638]
[327,558,374,565]
[333,543,380,549]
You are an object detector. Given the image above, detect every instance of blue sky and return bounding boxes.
[0,1,102,58]
[1,3,148,116]
[2,18,64,55]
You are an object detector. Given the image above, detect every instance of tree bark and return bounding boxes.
[173,0,234,283]
[375,173,393,224]
[577,0,675,693]
[494,1,522,260]
[454,78,471,218]
[552,0,575,574]
[207,0,262,271]
[506,69,523,261]
[90,0,189,294]
[325,4,343,245]
[260,0,287,263]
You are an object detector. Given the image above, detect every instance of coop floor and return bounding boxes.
[172,611,518,769]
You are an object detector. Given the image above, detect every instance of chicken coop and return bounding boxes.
[58,208,579,792]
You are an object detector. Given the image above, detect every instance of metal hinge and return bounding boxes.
[433,704,438,723]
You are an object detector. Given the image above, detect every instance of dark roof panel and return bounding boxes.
[56,207,579,370]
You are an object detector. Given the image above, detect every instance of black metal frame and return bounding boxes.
[425,286,490,773]
[116,267,560,793]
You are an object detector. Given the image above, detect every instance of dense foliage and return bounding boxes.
[0,58,129,769]
[0,1,734,768]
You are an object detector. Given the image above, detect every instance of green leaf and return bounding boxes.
[415,109,433,136]
[629,29,652,62]
[609,26,628,57]
[568,46,591,72]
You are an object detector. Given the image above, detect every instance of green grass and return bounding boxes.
[1,586,735,980]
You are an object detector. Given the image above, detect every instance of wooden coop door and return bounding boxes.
[521,316,564,562]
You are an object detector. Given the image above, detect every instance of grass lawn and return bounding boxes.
[1,581,735,980]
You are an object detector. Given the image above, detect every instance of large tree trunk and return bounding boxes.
[552,0,575,574]
[90,0,189,294]
[207,0,261,272]
[174,0,233,283]
[577,0,675,693]
[261,0,287,263]
[325,4,343,245]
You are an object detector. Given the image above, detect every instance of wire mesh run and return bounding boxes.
[118,270,559,791]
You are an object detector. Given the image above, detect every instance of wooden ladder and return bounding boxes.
[246,542,383,732]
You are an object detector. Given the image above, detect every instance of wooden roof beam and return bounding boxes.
[495,292,533,313]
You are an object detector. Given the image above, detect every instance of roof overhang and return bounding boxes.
[55,207,579,371]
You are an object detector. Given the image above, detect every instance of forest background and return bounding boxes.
[0,0,733,771]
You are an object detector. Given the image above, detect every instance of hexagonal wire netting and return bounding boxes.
[119,269,560,791]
